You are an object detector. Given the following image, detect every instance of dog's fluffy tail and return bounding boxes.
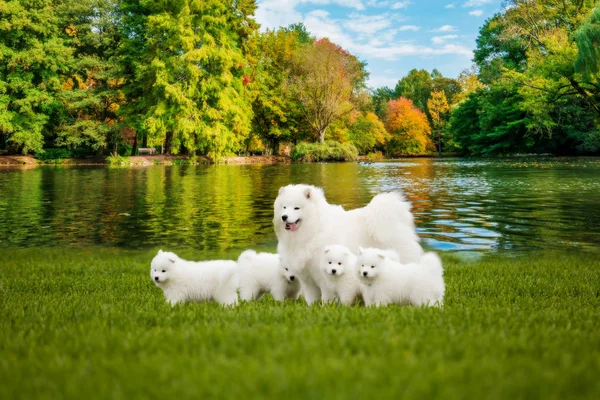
[421,252,443,278]
[237,249,257,265]
[365,192,415,230]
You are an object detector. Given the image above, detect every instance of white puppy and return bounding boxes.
[237,250,301,301]
[274,184,422,305]
[150,250,239,306]
[320,245,362,305]
[357,247,445,307]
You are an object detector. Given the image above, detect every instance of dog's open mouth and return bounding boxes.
[285,219,301,231]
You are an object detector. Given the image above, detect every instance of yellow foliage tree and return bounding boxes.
[385,98,433,156]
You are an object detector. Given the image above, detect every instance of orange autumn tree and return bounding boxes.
[385,97,433,156]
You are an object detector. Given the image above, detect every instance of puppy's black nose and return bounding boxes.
[331,269,337,274]
[290,276,295,281]
[363,272,368,277]
[282,215,288,221]
[154,276,159,281]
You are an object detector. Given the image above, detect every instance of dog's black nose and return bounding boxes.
[363,272,368,277]
[154,276,159,281]
[331,269,337,274]
[282,215,288,221]
[290,276,295,281]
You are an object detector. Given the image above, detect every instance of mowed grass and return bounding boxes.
[1,248,599,400]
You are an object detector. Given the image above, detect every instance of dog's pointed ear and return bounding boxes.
[304,187,312,200]
[358,246,364,255]
[324,246,330,254]
[169,258,176,264]
[158,249,163,255]
[377,251,385,260]
[278,186,286,196]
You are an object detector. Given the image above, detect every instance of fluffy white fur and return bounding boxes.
[273,184,422,305]
[320,245,362,305]
[150,250,239,306]
[357,247,445,307]
[237,250,301,301]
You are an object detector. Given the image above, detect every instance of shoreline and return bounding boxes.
[0,154,293,166]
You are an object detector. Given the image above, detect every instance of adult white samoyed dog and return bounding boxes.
[237,250,301,301]
[273,184,422,305]
[150,250,239,306]
[357,247,445,307]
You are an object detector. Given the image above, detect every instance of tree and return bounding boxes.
[427,91,450,153]
[393,69,432,112]
[56,0,124,155]
[119,0,258,159]
[245,25,309,153]
[0,0,74,154]
[347,111,389,154]
[370,86,394,121]
[454,68,484,104]
[385,98,433,156]
[292,38,368,142]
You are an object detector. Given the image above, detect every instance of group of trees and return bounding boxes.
[1,0,599,159]
[0,0,385,159]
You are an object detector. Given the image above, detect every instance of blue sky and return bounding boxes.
[255,0,504,89]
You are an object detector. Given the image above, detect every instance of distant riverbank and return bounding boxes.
[0,154,293,166]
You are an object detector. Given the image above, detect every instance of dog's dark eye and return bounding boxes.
[283,206,287,209]
[328,261,332,264]
[162,270,166,273]
[371,266,374,269]
[294,207,300,210]
[285,268,288,271]
[338,262,341,265]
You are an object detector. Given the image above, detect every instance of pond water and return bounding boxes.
[1,158,599,255]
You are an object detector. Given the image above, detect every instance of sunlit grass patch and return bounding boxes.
[1,248,599,399]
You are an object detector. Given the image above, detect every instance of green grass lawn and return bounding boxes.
[1,247,599,399]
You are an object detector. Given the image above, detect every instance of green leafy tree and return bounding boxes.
[57,0,124,155]
[393,69,432,112]
[0,0,74,154]
[347,111,389,154]
[119,0,258,159]
[427,90,450,153]
[245,25,309,153]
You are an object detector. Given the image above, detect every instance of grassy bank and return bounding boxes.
[1,248,599,399]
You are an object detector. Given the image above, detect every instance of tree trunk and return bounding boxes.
[164,132,173,154]
[131,133,138,156]
[142,133,148,148]
[569,78,600,117]
[318,126,327,143]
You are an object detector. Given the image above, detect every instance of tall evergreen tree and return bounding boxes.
[119,0,258,159]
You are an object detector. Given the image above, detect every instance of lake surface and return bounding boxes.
[1,158,599,255]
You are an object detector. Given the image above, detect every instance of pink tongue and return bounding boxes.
[288,222,298,231]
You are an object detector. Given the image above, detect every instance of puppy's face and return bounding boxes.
[150,250,177,285]
[357,247,385,280]
[321,245,352,277]
[280,264,297,284]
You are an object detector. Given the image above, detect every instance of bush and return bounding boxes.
[365,151,385,161]
[35,148,72,163]
[291,141,358,162]
[106,155,130,165]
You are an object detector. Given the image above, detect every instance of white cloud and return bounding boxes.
[462,0,492,7]
[445,3,456,8]
[367,0,391,6]
[390,1,411,9]
[344,13,392,34]
[468,9,484,16]
[255,0,366,31]
[431,25,458,32]
[398,25,420,31]
[368,74,398,88]
[431,34,458,44]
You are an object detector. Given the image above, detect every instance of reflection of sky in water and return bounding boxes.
[0,157,599,254]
